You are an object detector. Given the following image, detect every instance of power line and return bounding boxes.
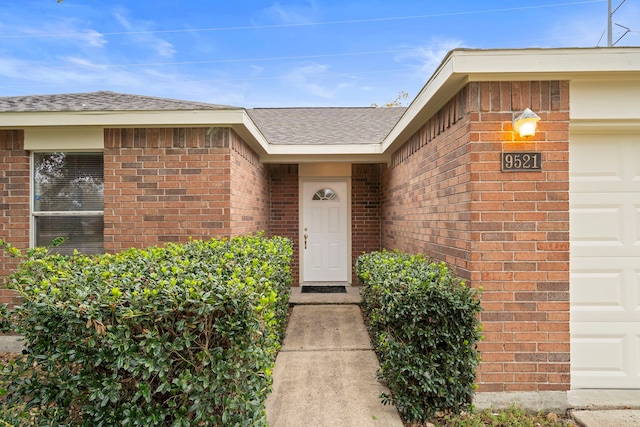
[5,29,602,73]
[0,0,606,39]
[3,31,603,74]
[9,49,417,70]
[0,67,416,91]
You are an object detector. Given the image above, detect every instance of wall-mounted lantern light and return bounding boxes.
[512,108,540,138]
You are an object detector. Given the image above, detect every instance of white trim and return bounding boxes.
[265,154,384,164]
[32,211,104,217]
[269,143,383,156]
[30,151,105,250]
[0,109,245,128]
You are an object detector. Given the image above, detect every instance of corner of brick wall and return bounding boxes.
[382,81,571,392]
[229,131,270,236]
[469,81,570,392]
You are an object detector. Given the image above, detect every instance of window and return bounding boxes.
[312,188,337,201]
[33,152,104,255]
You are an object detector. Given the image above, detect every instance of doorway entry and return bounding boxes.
[301,179,350,283]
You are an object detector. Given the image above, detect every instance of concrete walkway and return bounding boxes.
[266,287,404,426]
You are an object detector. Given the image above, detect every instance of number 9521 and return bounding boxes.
[501,152,541,171]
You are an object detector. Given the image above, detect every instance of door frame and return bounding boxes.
[299,176,352,285]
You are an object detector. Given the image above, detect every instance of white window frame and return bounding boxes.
[30,150,104,252]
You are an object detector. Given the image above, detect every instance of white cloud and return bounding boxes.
[154,39,177,58]
[111,7,176,58]
[1,21,108,49]
[81,30,108,48]
[282,63,355,99]
[113,10,132,30]
[395,37,465,77]
[61,56,108,68]
[263,1,319,25]
[250,65,265,75]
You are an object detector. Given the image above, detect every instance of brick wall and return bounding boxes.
[352,164,382,284]
[230,132,270,236]
[268,164,299,285]
[382,90,473,278]
[0,130,29,306]
[1,126,270,304]
[381,81,571,392]
[104,127,233,251]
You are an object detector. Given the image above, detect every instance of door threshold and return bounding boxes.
[301,282,351,287]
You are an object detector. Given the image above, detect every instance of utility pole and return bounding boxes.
[608,0,613,46]
[607,0,629,46]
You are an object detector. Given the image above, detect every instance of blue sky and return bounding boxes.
[0,0,638,107]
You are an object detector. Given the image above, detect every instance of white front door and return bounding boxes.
[302,180,349,283]
[570,133,640,389]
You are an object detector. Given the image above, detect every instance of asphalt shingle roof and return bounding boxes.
[247,107,406,145]
[0,91,239,112]
[0,91,407,146]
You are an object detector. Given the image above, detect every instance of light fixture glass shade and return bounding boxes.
[512,108,540,137]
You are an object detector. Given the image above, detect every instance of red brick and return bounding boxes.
[382,80,570,391]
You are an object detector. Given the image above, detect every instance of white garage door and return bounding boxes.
[570,133,640,389]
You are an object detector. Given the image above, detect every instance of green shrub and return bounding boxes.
[0,234,292,426]
[356,250,482,423]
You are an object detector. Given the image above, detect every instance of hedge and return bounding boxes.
[356,250,482,423]
[0,234,292,426]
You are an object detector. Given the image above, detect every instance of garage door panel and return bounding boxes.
[570,204,624,248]
[571,325,640,389]
[571,137,640,193]
[571,258,640,322]
[570,137,624,181]
[571,194,640,257]
[570,133,640,389]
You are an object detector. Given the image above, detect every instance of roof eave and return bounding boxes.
[0,109,246,128]
[262,143,384,163]
[382,47,640,156]
[0,108,271,157]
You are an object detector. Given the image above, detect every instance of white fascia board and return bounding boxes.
[234,112,270,157]
[0,109,247,128]
[264,153,384,164]
[263,143,384,163]
[452,47,640,78]
[382,47,640,156]
[267,143,383,156]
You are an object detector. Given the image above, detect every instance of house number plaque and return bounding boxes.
[501,152,542,172]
